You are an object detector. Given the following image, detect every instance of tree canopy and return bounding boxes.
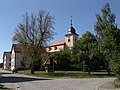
[72,31,100,74]
[12,10,55,74]
[95,3,120,77]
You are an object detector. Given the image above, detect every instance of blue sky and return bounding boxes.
[0,0,120,63]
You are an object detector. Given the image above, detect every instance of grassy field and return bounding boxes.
[18,70,115,78]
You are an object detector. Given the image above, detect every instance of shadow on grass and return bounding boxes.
[94,74,114,76]
[0,72,12,74]
[0,76,53,83]
[0,70,13,74]
[63,72,115,78]
[0,84,7,89]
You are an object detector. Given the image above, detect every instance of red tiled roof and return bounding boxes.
[11,44,46,53]
[12,44,22,52]
[48,40,65,47]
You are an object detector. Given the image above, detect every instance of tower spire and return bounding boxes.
[70,15,73,27]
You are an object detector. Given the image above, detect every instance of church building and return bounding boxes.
[46,18,79,52]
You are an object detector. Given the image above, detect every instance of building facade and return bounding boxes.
[11,44,23,70]
[3,52,11,69]
[46,40,66,52]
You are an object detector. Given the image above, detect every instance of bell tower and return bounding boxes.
[65,16,79,49]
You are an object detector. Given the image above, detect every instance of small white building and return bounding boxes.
[11,44,23,70]
[3,52,11,69]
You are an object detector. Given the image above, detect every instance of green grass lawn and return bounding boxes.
[18,70,115,78]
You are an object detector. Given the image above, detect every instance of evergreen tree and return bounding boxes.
[94,3,120,75]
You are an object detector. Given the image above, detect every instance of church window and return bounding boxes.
[48,47,51,51]
[54,46,57,50]
[75,39,76,42]
[68,39,70,42]
[75,36,77,42]
[68,37,70,42]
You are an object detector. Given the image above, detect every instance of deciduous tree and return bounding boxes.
[72,31,99,74]
[12,10,55,74]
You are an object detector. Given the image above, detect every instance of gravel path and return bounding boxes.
[0,69,120,90]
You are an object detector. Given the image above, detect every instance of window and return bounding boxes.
[54,46,57,50]
[75,36,77,42]
[48,47,51,51]
[68,39,70,42]
[67,36,70,42]
[68,38,70,42]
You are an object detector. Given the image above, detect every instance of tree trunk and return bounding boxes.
[88,67,91,74]
[88,60,91,75]
[107,62,110,75]
[31,60,35,74]
[108,68,110,75]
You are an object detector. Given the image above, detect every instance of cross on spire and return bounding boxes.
[70,15,73,27]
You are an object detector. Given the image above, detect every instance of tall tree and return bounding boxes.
[94,3,120,75]
[12,10,55,74]
[72,31,98,74]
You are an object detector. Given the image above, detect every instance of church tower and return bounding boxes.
[65,16,79,49]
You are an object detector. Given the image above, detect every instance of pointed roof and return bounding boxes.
[48,40,65,47]
[65,16,79,36]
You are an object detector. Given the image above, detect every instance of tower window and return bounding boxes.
[68,37,70,42]
[68,39,70,42]
[75,37,77,42]
[75,39,76,42]
[75,36,77,42]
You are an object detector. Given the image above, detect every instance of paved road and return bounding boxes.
[0,69,119,90]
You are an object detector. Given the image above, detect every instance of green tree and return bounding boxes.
[12,10,55,74]
[54,50,71,71]
[72,31,99,74]
[94,3,120,75]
